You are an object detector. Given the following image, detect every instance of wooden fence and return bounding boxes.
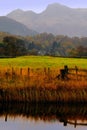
[0,66,87,80]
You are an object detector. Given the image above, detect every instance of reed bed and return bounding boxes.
[0,67,87,103]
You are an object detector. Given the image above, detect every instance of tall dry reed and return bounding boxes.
[0,67,87,103]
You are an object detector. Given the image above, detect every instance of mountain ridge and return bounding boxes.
[0,16,37,36]
[6,3,87,36]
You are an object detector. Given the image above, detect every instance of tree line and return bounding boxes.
[0,33,87,57]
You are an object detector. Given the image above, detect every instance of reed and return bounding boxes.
[0,67,87,103]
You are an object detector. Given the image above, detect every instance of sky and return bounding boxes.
[0,0,87,16]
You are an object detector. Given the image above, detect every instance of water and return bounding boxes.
[0,103,87,130]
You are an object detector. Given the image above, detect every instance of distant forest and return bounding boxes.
[0,32,87,57]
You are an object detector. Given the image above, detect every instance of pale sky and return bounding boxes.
[0,0,87,16]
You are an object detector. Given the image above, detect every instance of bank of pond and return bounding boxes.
[0,66,87,103]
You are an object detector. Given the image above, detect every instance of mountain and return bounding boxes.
[0,16,37,36]
[7,3,87,37]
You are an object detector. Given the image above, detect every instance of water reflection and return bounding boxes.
[0,103,87,128]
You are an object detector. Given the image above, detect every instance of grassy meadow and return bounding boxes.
[0,56,87,103]
[0,56,87,68]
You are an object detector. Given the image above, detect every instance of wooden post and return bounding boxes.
[75,66,78,80]
[5,69,10,80]
[28,68,30,77]
[12,67,14,74]
[75,66,78,75]
[48,67,50,74]
[20,68,22,76]
[48,67,50,80]
[44,68,46,76]
[60,69,65,79]
[64,65,68,72]
[12,67,14,79]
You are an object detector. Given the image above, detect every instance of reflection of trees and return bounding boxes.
[0,103,87,127]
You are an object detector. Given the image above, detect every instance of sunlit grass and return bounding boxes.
[0,56,87,68]
[0,66,86,102]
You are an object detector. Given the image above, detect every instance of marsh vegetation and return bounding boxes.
[0,62,87,103]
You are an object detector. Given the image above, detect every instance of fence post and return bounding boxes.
[48,67,51,80]
[75,66,78,75]
[75,66,78,80]
[20,68,22,76]
[44,68,46,76]
[28,68,30,77]
[12,67,14,79]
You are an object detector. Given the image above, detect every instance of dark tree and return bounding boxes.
[3,36,27,57]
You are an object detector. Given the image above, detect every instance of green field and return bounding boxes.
[0,56,87,68]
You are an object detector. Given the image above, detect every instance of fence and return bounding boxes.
[0,66,87,81]
[0,67,59,80]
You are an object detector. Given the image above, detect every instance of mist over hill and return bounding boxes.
[0,16,37,36]
[7,3,87,37]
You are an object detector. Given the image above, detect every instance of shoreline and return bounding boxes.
[0,85,87,103]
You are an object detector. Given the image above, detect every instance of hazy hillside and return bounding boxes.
[0,16,37,36]
[7,3,87,37]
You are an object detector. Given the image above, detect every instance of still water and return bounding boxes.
[0,103,87,130]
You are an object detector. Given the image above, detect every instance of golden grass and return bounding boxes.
[0,67,87,103]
